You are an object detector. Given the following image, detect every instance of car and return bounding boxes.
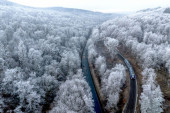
[131,74,135,79]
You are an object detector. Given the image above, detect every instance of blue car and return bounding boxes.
[131,74,135,79]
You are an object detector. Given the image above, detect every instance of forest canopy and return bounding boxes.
[0,3,116,112]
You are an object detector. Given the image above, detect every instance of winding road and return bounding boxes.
[81,48,104,113]
[81,45,137,113]
[117,53,137,113]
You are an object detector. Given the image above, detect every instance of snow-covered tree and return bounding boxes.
[50,70,94,113]
[17,40,27,66]
[28,48,43,71]
[88,39,97,63]
[95,56,107,76]
[104,37,119,58]
[140,68,164,113]
[101,64,126,110]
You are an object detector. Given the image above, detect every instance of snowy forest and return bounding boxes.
[0,1,119,112]
[88,8,170,113]
[1,0,170,113]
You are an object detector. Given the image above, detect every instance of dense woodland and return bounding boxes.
[1,0,170,113]
[89,8,170,113]
[87,35,126,111]
[0,2,117,112]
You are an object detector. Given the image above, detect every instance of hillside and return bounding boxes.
[88,8,170,113]
[1,0,169,113]
[0,1,122,113]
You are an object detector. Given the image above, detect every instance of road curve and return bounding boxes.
[81,48,104,113]
[117,53,137,113]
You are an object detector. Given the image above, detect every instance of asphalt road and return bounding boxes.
[81,48,104,113]
[81,49,136,113]
[124,79,136,113]
[117,53,137,113]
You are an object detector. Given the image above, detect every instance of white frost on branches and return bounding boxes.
[140,68,164,113]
